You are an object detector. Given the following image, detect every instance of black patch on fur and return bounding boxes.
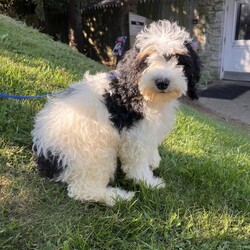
[177,42,201,100]
[33,148,65,179]
[103,73,144,132]
[116,48,148,84]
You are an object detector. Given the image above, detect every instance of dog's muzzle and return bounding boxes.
[155,78,170,91]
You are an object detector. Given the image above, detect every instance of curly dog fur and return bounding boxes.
[32,20,201,206]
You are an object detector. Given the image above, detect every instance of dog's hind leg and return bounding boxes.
[66,172,135,206]
[63,154,135,206]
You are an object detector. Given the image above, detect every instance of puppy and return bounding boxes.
[32,20,200,206]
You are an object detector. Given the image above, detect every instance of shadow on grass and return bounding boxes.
[158,148,249,213]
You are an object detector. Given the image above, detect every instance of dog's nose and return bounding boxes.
[155,78,170,91]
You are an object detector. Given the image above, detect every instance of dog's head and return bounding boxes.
[116,20,201,104]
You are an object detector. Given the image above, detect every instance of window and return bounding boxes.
[235,3,250,40]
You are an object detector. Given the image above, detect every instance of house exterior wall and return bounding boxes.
[195,0,225,81]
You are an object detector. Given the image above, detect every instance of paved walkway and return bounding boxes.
[185,81,250,127]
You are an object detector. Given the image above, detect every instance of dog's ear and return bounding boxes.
[177,42,201,100]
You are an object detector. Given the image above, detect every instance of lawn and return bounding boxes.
[0,15,249,249]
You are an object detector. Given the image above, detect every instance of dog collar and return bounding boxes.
[107,72,119,81]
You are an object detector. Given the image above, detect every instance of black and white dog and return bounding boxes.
[32,20,200,205]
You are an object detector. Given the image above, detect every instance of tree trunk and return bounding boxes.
[68,0,84,53]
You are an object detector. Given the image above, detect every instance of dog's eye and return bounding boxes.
[141,60,148,66]
[164,55,174,61]
[138,58,148,69]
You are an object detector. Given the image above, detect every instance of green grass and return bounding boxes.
[0,14,250,249]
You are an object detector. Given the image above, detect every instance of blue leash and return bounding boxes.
[0,91,65,99]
